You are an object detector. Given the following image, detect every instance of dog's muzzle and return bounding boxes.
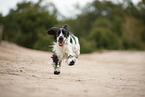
[58,36,64,46]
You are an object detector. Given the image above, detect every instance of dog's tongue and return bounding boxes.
[59,41,64,46]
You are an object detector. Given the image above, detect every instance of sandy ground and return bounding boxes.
[0,41,145,97]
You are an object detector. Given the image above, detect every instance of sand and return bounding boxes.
[0,41,145,97]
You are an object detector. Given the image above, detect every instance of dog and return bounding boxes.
[47,25,80,75]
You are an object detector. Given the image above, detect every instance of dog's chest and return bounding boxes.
[53,44,69,58]
[53,36,78,59]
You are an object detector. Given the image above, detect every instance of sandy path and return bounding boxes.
[0,41,145,97]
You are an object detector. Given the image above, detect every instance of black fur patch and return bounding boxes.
[51,54,59,65]
[70,38,73,43]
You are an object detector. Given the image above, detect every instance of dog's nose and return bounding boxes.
[59,36,63,41]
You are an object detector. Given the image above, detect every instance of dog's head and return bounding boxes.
[47,25,69,46]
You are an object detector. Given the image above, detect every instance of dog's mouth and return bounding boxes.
[58,41,64,46]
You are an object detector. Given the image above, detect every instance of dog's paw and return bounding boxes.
[54,67,61,75]
[67,56,76,66]
[54,70,60,75]
[68,60,75,66]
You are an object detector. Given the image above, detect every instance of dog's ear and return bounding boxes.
[47,27,59,35]
[62,24,70,37]
[63,24,68,30]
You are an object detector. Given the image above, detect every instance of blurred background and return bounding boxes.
[0,0,145,53]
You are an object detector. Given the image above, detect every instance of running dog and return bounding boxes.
[47,25,80,75]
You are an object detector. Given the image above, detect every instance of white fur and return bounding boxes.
[52,34,80,65]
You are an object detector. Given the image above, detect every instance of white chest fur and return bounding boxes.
[52,36,80,60]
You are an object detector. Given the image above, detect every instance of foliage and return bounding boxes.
[64,0,145,53]
[1,0,57,51]
[0,0,145,53]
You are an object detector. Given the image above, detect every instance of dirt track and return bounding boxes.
[0,41,145,97]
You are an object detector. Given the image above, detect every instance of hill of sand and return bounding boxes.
[0,41,145,97]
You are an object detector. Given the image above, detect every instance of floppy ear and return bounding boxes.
[63,24,68,30]
[47,27,59,35]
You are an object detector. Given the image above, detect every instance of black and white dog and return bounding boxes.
[47,25,80,75]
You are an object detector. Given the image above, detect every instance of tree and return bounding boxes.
[63,0,145,53]
[3,0,58,50]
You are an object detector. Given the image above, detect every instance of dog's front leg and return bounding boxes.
[65,45,77,66]
[67,55,76,66]
[51,54,62,75]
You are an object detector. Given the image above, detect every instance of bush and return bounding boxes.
[90,27,123,50]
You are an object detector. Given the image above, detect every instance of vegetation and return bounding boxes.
[0,0,145,53]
